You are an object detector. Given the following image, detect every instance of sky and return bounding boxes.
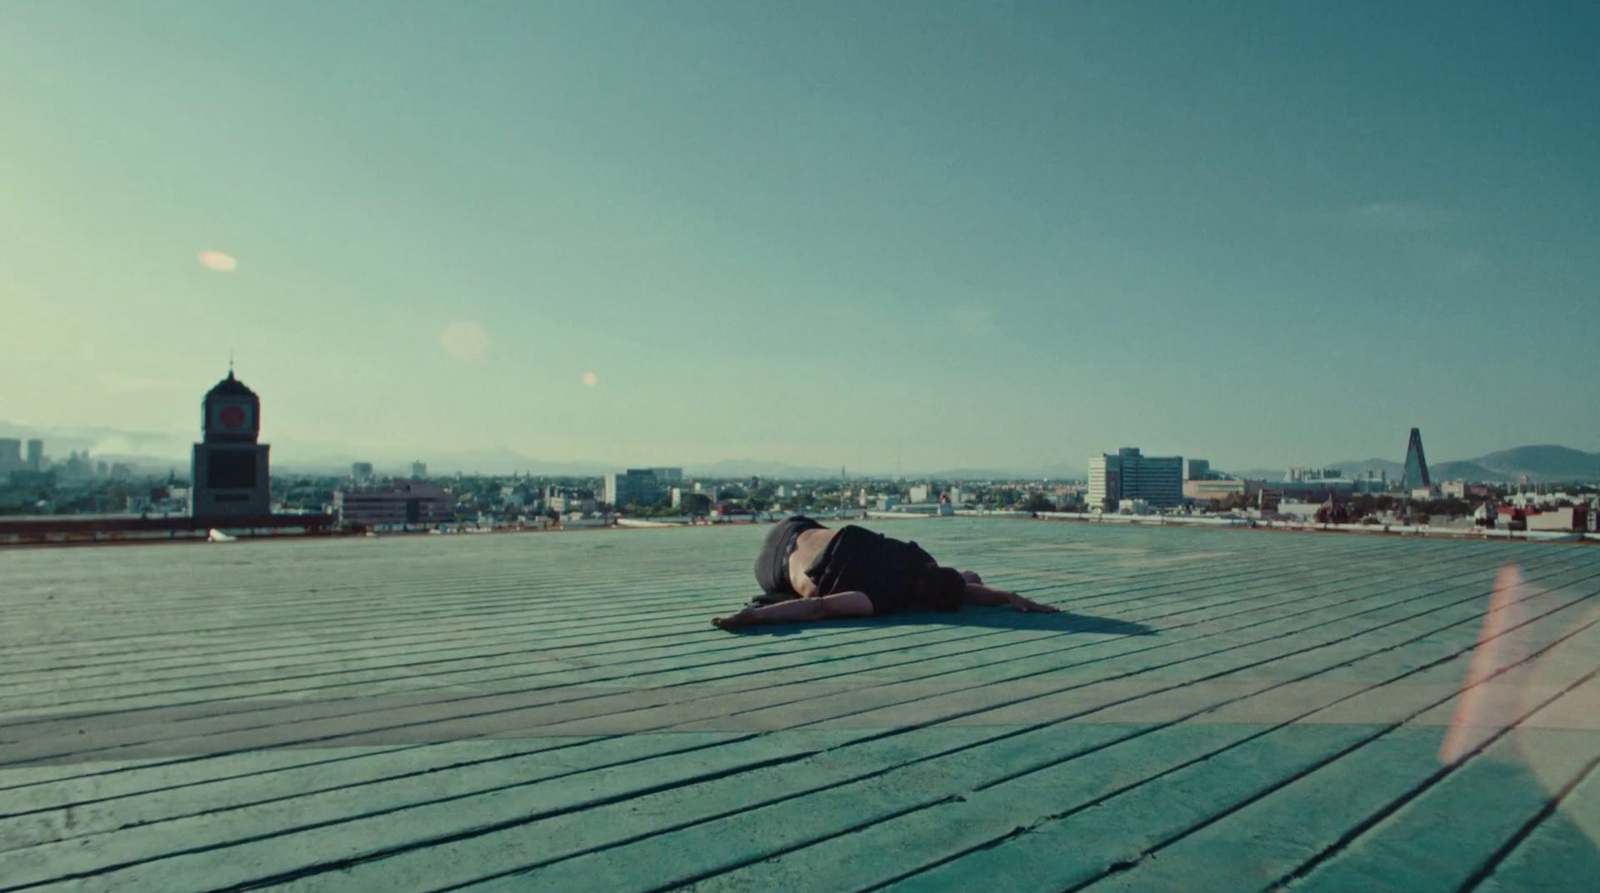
[3,1,1598,474]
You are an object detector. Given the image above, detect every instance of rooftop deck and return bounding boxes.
[2,519,1597,892]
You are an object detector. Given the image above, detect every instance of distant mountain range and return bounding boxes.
[1231,445,1600,484]
[0,421,1089,480]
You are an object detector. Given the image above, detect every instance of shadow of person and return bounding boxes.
[932,609,1156,634]
[719,608,1156,637]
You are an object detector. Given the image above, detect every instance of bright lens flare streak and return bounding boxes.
[1440,564,1530,764]
[197,250,237,272]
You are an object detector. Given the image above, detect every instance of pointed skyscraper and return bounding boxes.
[1402,427,1431,490]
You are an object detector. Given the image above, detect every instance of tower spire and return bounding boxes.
[1402,427,1431,490]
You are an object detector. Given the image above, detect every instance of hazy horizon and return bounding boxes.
[5,1,1598,471]
[5,415,1593,482]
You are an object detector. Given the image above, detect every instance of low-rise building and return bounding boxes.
[1274,500,1322,521]
[1184,479,1249,502]
[1118,498,1151,515]
[1526,507,1590,533]
[335,480,458,527]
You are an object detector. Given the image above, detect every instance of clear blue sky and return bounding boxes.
[3,1,1597,472]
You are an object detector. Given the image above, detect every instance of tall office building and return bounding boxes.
[648,467,684,484]
[1087,455,1121,510]
[410,461,428,479]
[351,462,375,483]
[1087,447,1184,509]
[0,439,20,474]
[1186,459,1211,481]
[603,469,662,507]
[26,439,43,471]
[1401,428,1431,490]
[190,370,271,518]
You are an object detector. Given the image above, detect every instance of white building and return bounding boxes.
[1274,500,1322,520]
[1089,447,1183,510]
[1087,456,1120,510]
[908,485,931,503]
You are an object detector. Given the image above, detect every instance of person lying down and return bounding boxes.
[714,515,1057,630]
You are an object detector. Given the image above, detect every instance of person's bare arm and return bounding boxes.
[713,591,874,629]
[963,583,1059,613]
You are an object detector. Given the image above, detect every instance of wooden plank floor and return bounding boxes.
[1,519,1596,892]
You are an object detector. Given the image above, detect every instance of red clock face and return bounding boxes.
[219,405,247,429]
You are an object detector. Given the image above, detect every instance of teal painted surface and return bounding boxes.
[1292,727,1600,892]
[1475,760,1600,893]
[1,520,1596,891]
[1073,727,1451,892]
[870,724,1383,893]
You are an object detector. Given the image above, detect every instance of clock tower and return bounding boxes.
[190,369,272,518]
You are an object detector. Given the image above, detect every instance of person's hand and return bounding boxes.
[712,607,757,630]
[1005,592,1059,613]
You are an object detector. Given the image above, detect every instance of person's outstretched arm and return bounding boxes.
[962,582,1059,613]
[713,591,874,629]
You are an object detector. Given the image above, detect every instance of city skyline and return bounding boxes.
[4,2,1598,471]
[6,411,1599,485]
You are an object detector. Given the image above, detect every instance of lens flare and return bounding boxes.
[582,372,597,387]
[197,250,237,272]
[1440,564,1529,763]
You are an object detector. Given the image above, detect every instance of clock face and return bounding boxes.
[212,402,254,431]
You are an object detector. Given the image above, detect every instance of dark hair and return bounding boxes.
[917,566,966,612]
